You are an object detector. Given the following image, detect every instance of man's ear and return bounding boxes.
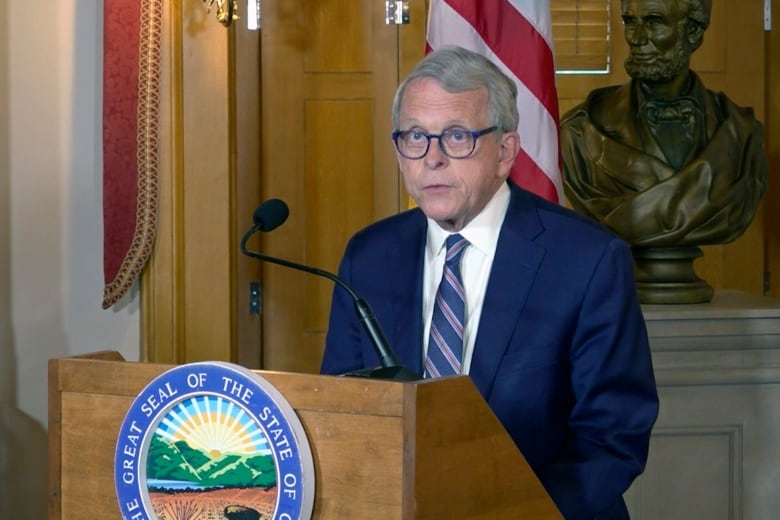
[499,131,520,165]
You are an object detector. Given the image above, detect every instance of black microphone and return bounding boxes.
[241,199,421,381]
[252,198,289,231]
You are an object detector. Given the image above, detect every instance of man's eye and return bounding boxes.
[407,131,427,143]
[446,129,469,142]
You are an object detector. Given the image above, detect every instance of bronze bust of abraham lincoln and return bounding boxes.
[560,0,767,303]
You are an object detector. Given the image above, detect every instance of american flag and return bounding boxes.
[426,0,562,203]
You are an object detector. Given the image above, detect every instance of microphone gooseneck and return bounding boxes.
[241,199,420,381]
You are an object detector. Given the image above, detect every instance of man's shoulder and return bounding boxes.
[356,207,423,234]
[540,200,623,245]
[510,185,625,247]
[345,207,425,252]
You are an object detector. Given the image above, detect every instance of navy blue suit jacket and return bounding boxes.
[321,182,658,519]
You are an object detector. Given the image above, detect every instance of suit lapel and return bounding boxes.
[385,211,427,374]
[469,185,546,399]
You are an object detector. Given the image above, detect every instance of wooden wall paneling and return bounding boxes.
[232,19,263,368]
[142,1,261,365]
[260,1,317,373]
[303,100,374,337]
[695,0,765,295]
[180,11,233,361]
[141,0,184,364]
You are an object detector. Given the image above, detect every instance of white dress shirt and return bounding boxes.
[422,181,511,374]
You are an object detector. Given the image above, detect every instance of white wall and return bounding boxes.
[2,2,141,512]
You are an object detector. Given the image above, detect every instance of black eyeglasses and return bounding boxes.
[391,126,498,160]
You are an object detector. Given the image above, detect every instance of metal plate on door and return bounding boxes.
[386,1,410,25]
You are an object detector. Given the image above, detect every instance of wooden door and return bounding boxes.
[557,0,767,294]
[259,2,426,372]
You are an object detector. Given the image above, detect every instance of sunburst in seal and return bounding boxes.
[155,395,270,458]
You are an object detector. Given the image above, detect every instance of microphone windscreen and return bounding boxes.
[252,198,290,231]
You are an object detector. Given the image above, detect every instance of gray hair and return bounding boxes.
[391,45,519,133]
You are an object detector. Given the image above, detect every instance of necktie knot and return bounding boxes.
[445,234,468,265]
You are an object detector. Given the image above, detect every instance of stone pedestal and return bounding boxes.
[625,291,780,519]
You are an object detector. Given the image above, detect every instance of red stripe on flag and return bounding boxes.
[512,149,557,202]
[444,0,559,123]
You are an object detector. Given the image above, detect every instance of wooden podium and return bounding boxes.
[48,352,561,519]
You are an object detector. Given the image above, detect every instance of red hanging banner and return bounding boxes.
[102,0,162,308]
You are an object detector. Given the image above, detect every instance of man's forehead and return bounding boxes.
[399,84,489,129]
[402,79,487,107]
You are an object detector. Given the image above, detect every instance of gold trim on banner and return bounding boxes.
[102,0,162,309]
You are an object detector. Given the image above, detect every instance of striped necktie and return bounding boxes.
[425,234,469,378]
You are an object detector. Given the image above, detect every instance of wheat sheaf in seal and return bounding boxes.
[114,362,315,520]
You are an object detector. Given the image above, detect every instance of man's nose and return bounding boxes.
[424,136,447,168]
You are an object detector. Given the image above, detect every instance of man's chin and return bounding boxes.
[422,207,455,222]
[419,205,462,230]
